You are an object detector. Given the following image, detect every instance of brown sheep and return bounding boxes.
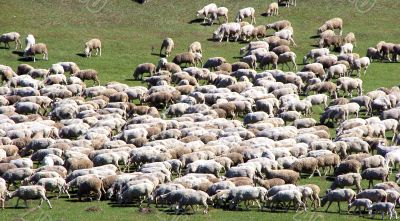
[266,20,291,31]
[109,92,129,102]
[334,159,361,176]
[141,92,173,108]
[17,64,34,75]
[231,62,250,72]
[215,63,232,72]
[64,157,93,173]
[250,25,267,40]
[73,69,100,86]
[272,45,291,56]
[265,169,300,184]
[319,35,344,49]
[317,17,343,35]
[172,52,202,67]
[24,43,48,62]
[227,177,253,186]
[133,63,156,80]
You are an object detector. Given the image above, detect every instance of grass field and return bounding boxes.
[1,0,400,220]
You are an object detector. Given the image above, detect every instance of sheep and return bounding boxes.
[361,155,386,170]
[290,157,320,178]
[303,48,330,64]
[213,22,241,42]
[117,182,154,207]
[301,63,325,79]
[160,38,174,57]
[235,7,256,25]
[319,35,344,49]
[266,20,291,31]
[250,25,267,40]
[266,2,279,16]
[366,47,381,62]
[356,189,387,203]
[209,7,229,25]
[330,173,362,193]
[24,43,48,62]
[17,64,34,76]
[264,169,300,184]
[6,185,52,208]
[361,167,390,188]
[24,34,35,52]
[196,3,218,24]
[336,77,363,98]
[334,160,361,175]
[348,198,372,215]
[293,118,317,129]
[203,57,226,70]
[240,55,257,69]
[2,168,34,188]
[344,32,356,46]
[351,57,370,77]
[0,32,21,49]
[84,38,101,57]
[133,63,156,80]
[74,176,105,201]
[368,202,397,220]
[172,52,202,67]
[392,44,400,62]
[321,188,356,213]
[188,41,202,54]
[73,69,100,86]
[340,43,353,54]
[318,17,343,35]
[166,189,210,214]
[37,177,70,199]
[268,189,306,212]
[57,62,80,74]
[274,29,296,46]
[259,52,279,70]
[278,52,297,71]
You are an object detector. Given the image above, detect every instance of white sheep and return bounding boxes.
[274,29,296,46]
[209,7,229,25]
[6,185,52,209]
[159,38,174,57]
[266,2,279,16]
[235,7,256,25]
[84,38,102,57]
[303,48,330,64]
[368,202,397,220]
[24,34,35,52]
[278,51,297,71]
[37,177,70,199]
[196,3,218,24]
[348,198,372,215]
[340,43,353,54]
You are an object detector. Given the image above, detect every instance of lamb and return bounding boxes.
[196,3,218,24]
[266,2,279,16]
[303,48,330,64]
[235,7,256,25]
[73,69,100,86]
[368,202,397,220]
[133,63,156,80]
[7,185,52,208]
[84,38,101,57]
[24,34,35,52]
[159,38,174,57]
[340,43,353,54]
[348,198,372,215]
[24,43,48,62]
[321,188,356,213]
[330,173,362,193]
[0,32,21,49]
[172,52,202,67]
[266,20,292,31]
[361,167,389,188]
[278,52,297,71]
[317,17,343,35]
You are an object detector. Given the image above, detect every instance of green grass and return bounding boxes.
[1,0,400,220]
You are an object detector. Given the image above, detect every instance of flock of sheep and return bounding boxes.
[0,0,400,219]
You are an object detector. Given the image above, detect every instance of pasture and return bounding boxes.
[0,0,400,221]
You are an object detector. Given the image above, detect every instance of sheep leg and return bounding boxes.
[15,198,20,208]
[337,201,341,213]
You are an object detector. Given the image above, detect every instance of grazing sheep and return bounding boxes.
[24,43,48,62]
[209,7,229,25]
[133,63,156,80]
[7,185,52,208]
[356,189,387,203]
[351,57,370,77]
[235,7,256,24]
[334,160,361,175]
[172,52,202,67]
[266,2,279,16]
[319,35,344,49]
[259,52,279,70]
[73,69,100,86]
[37,177,70,199]
[344,32,356,46]
[366,47,381,62]
[84,38,101,57]
[160,38,174,58]
[265,169,300,184]
[0,32,21,49]
[303,48,330,64]
[340,43,353,54]
[268,189,306,212]
[213,22,241,42]
[266,20,292,31]
[188,41,202,54]
[274,29,296,46]
[196,3,218,24]
[290,157,320,178]
[318,17,343,35]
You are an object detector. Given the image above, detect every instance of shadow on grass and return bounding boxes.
[17,57,33,62]
[151,52,163,57]
[188,18,203,24]
[12,50,24,57]
[310,35,320,39]
[76,53,86,58]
